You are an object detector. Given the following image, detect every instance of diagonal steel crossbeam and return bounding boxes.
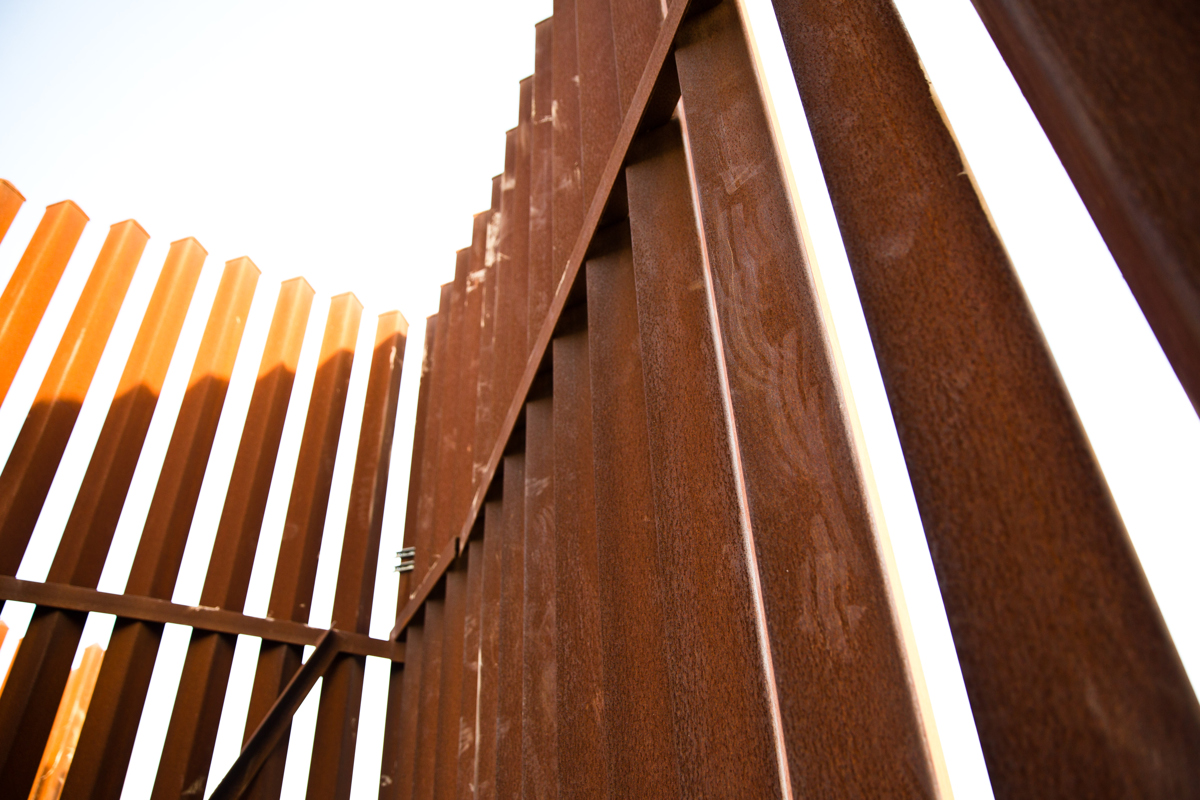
[207,629,342,800]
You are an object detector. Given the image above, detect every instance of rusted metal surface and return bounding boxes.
[585,234,679,798]
[429,254,469,576]
[151,276,314,800]
[575,1,622,205]
[453,536,487,800]
[529,19,555,343]
[0,179,24,245]
[210,629,342,800]
[0,198,88,405]
[522,397,556,800]
[550,323,606,799]
[625,118,782,796]
[492,453,525,800]
[0,235,203,794]
[0,219,146,576]
[550,0,582,288]
[411,597,445,800]
[412,286,452,586]
[0,577,401,659]
[470,501,504,800]
[380,623,423,800]
[969,0,1200,414]
[243,291,362,800]
[309,310,408,800]
[431,555,468,800]
[60,256,259,800]
[769,0,1200,795]
[677,2,946,793]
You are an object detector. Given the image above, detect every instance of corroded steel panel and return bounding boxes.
[770,0,1200,794]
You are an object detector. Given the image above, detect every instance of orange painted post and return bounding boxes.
[242,292,362,800]
[0,219,147,577]
[0,238,206,795]
[0,180,25,246]
[0,200,89,406]
[28,644,104,800]
[59,257,260,800]
[151,277,314,800]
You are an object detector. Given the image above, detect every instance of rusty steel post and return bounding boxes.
[242,291,362,800]
[380,622,424,800]
[429,253,469,572]
[411,597,446,800]
[529,19,555,344]
[677,2,948,794]
[585,232,680,798]
[0,235,202,794]
[462,212,488,500]
[308,310,408,800]
[625,120,782,796]
[0,218,145,576]
[472,204,500,486]
[59,256,259,800]
[0,180,25,246]
[769,0,1200,795]
[492,453,525,800]
[969,0,1200,414]
[522,397,557,800]
[551,321,607,799]
[609,0,664,114]
[550,0,583,287]
[431,556,469,800]
[0,199,88,405]
[575,0,623,205]
[411,286,452,586]
[453,536,488,800]
[471,501,505,800]
[380,311,438,799]
[151,277,315,800]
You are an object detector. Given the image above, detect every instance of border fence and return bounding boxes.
[0,0,1198,797]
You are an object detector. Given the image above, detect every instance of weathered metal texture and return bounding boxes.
[0,198,88,405]
[210,629,342,800]
[470,501,505,800]
[412,286,452,585]
[473,201,500,489]
[0,578,402,660]
[430,253,469,570]
[432,554,469,800]
[60,256,260,800]
[529,19,556,344]
[152,276,314,800]
[463,212,490,498]
[0,236,205,793]
[609,0,664,114]
[392,0,691,632]
[585,234,679,798]
[492,453,525,800]
[549,0,583,287]
[411,597,446,800]
[575,0,622,205]
[625,119,782,796]
[492,131,520,429]
[454,536,487,800]
[551,321,606,799]
[308,310,408,800]
[677,3,946,794]
[380,623,424,800]
[522,397,556,800]
[0,218,146,575]
[768,0,1200,795]
[970,0,1200,414]
[243,291,363,800]
[0,179,24,245]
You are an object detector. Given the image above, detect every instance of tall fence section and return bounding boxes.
[1,0,1199,798]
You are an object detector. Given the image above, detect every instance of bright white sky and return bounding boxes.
[0,1,1196,798]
